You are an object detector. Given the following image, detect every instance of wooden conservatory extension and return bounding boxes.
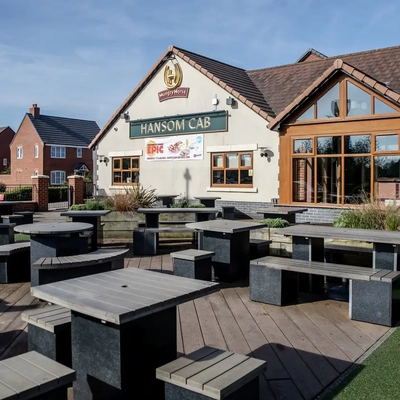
[276,73,400,207]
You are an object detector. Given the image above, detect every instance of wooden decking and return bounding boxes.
[0,243,391,400]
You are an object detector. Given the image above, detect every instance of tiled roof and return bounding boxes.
[295,48,328,63]
[28,114,100,147]
[90,45,400,148]
[248,45,400,118]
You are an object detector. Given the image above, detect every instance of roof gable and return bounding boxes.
[249,45,400,122]
[296,48,328,63]
[267,58,400,129]
[89,45,274,148]
[28,114,100,147]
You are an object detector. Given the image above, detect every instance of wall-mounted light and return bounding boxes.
[226,96,236,106]
[120,111,130,122]
[212,96,219,106]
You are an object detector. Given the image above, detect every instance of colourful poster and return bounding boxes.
[145,134,204,161]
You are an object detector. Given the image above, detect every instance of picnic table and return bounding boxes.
[137,207,218,228]
[194,196,221,208]
[14,222,93,287]
[31,268,220,399]
[256,206,308,223]
[280,224,400,270]
[156,194,178,207]
[186,219,264,282]
[60,210,111,251]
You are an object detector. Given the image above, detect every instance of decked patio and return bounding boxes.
[0,243,391,400]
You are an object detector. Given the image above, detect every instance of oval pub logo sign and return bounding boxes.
[158,58,189,102]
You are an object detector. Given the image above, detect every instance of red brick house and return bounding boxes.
[5,104,100,185]
[0,126,15,173]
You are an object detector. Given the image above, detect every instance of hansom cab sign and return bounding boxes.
[158,58,189,101]
[130,111,228,138]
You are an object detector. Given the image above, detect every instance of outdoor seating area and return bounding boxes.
[0,209,399,399]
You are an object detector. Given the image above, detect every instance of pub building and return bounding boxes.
[89,45,400,223]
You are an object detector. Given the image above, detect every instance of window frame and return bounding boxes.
[16,146,23,159]
[211,151,254,188]
[112,156,140,186]
[50,170,66,185]
[51,146,66,159]
[34,144,39,158]
[77,148,82,158]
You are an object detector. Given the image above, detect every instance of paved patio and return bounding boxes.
[0,241,392,400]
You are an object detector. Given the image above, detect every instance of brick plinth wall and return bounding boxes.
[31,175,49,211]
[68,175,85,205]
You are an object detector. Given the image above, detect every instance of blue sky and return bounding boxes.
[1,0,399,131]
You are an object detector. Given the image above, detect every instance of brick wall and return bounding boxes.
[0,127,15,173]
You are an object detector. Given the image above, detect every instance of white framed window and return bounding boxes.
[2,158,7,166]
[34,170,39,176]
[77,148,82,158]
[50,170,66,185]
[16,146,23,159]
[34,145,39,158]
[51,146,66,158]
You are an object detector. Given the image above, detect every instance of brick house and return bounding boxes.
[5,104,100,185]
[0,126,15,173]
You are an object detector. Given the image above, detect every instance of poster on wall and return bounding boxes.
[145,134,204,161]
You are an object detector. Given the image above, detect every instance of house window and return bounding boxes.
[34,170,39,176]
[112,157,140,185]
[77,148,82,158]
[16,146,23,159]
[34,145,39,158]
[51,146,66,158]
[50,171,66,185]
[211,152,253,187]
[291,133,400,205]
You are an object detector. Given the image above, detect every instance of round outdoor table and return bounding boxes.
[15,222,93,287]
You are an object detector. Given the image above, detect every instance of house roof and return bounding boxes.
[295,48,328,63]
[90,44,400,148]
[267,58,400,129]
[0,126,11,134]
[27,114,100,147]
[248,45,400,122]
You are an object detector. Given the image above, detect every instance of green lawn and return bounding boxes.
[15,233,30,241]
[323,328,400,399]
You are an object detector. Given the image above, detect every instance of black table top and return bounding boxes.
[14,222,93,235]
[137,207,218,214]
[186,219,264,234]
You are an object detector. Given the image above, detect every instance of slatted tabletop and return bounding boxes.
[186,220,264,234]
[14,222,93,235]
[31,268,220,325]
[60,210,111,217]
[280,224,400,245]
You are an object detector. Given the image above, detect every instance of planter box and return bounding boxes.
[101,211,143,240]
[250,228,292,257]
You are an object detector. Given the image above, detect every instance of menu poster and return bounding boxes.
[145,134,204,161]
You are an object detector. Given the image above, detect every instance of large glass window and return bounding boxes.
[112,157,140,185]
[317,83,340,119]
[292,134,398,205]
[211,152,253,187]
[347,82,371,116]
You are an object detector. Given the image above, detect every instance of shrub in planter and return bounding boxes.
[261,218,289,228]
[69,200,111,211]
[0,182,6,192]
[188,203,205,208]
[108,186,157,211]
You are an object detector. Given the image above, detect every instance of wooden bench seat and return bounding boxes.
[250,255,400,326]
[21,305,72,368]
[31,248,128,286]
[0,350,75,400]
[0,242,30,283]
[171,249,215,281]
[156,346,266,400]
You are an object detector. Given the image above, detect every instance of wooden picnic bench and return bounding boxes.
[0,350,75,400]
[22,305,72,368]
[0,242,30,283]
[32,248,128,286]
[256,206,307,223]
[156,345,267,400]
[250,255,400,326]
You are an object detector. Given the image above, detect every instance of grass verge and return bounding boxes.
[323,328,400,399]
[15,233,30,241]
